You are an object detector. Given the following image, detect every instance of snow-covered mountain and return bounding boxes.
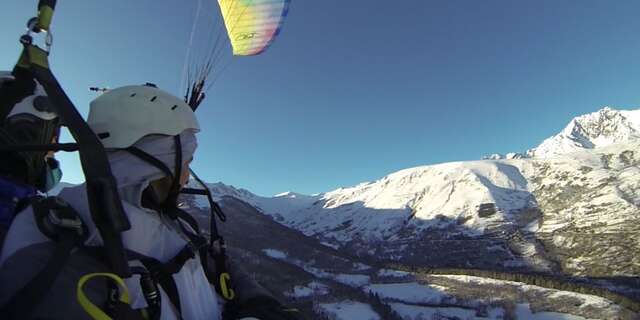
[203,107,640,277]
[531,107,640,158]
[486,107,640,160]
[183,192,637,320]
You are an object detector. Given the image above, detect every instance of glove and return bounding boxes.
[224,296,304,320]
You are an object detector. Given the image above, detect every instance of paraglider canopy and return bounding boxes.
[183,0,291,110]
[218,0,291,56]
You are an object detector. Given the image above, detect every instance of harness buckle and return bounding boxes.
[47,207,83,235]
[34,196,87,240]
[22,16,54,53]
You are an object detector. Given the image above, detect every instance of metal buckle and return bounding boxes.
[22,17,54,53]
[47,209,83,235]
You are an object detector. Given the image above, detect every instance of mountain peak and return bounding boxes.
[531,107,639,158]
[274,191,314,199]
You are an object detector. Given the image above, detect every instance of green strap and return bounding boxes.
[36,1,56,32]
[26,46,50,69]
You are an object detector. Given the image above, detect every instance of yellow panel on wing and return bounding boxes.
[217,0,291,56]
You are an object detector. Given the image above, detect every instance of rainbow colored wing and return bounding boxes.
[217,0,290,56]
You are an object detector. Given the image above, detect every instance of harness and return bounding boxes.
[126,134,235,304]
[0,1,232,319]
[2,189,231,320]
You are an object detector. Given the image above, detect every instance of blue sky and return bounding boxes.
[2,1,640,196]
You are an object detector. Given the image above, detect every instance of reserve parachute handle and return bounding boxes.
[14,0,133,277]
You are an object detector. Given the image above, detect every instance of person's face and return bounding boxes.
[179,157,193,187]
[46,134,58,158]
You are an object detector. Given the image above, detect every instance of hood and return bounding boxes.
[106,129,198,208]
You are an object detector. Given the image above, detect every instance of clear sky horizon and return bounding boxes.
[2,1,640,196]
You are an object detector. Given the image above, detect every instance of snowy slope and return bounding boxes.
[485,107,640,160]
[192,181,322,221]
[284,160,537,243]
[203,161,539,244]
[521,141,640,276]
[202,107,639,276]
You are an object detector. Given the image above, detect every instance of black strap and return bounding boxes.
[134,245,201,317]
[25,48,132,277]
[126,147,173,178]
[174,179,232,298]
[153,205,235,306]
[167,207,217,288]
[134,257,182,316]
[164,135,182,209]
[171,208,231,299]
[126,135,183,211]
[147,263,182,317]
[188,168,227,224]
[0,142,79,152]
[166,206,200,234]
[183,174,231,297]
[84,247,185,320]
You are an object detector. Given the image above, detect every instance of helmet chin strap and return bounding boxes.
[126,135,183,211]
[164,135,182,210]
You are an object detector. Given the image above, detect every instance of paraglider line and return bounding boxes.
[180,0,203,94]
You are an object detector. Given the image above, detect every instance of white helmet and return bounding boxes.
[1,71,57,121]
[88,84,200,149]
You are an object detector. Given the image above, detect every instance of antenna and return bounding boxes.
[89,87,109,93]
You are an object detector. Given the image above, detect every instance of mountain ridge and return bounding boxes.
[487,107,640,160]
[202,107,640,277]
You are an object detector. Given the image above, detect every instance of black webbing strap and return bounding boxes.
[130,256,183,317]
[23,54,131,278]
[178,173,233,299]
[126,135,183,211]
[0,142,79,152]
[126,146,173,178]
[166,206,200,233]
[0,197,84,319]
[167,207,214,278]
[188,168,227,223]
[165,135,182,209]
[128,241,204,317]
[84,247,183,320]
[18,15,131,276]
[165,206,228,295]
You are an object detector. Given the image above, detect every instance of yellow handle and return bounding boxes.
[77,273,131,320]
[219,272,235,300]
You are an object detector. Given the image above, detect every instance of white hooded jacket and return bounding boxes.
[0,130,222,320]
